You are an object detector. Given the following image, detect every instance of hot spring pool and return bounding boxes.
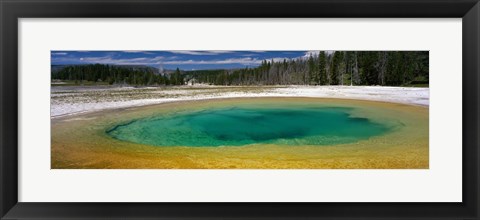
[107,106,393,147]
[52,98,428,168]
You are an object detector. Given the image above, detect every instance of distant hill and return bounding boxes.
[116,65,160,74]
[51,64,72,73]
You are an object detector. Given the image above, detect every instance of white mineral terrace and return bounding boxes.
[51,85,429,118]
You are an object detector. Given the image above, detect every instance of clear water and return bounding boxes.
[107,106,391,147]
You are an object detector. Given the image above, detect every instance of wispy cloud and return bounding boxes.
[240,54,258,57]
[122,51,155,54]
[303,51,320,58]
[170,51,234,56]
[83,56,165,65]
[53,55,166,65]
[162,57,260,65]
[163,57,292,65]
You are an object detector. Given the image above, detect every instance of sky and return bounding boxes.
[51,51,316,70]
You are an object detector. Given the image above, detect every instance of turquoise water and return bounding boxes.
[107,106,391,147]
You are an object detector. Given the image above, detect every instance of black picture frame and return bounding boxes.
[1,0,479,219]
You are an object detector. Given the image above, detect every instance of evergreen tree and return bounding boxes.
[330,51,342,85]
[308,55,318,85]
[318,51,327,85]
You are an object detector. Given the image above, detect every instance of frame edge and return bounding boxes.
[1,0,479,219]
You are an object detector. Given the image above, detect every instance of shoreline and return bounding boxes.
[51,85,429,118]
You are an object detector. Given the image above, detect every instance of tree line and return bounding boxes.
[186,51,428,86]
[51,64,185,86]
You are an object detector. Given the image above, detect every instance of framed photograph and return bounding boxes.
[1,0,479,219]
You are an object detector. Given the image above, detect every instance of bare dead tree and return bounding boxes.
[378,51,388,85]
[353,52,360,85]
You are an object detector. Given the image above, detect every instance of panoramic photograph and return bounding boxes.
[51,50,429,169]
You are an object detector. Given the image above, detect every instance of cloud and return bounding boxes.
[162,57,258,65]
[271,57,292,62]
[122,51,155,54]
[169,51,234,55]
[303,51,320,58]
[301,51,336,59]
[80,55,165,65]
[162,57,292,66]
[53,55,165,65]
[240,54,258,57]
